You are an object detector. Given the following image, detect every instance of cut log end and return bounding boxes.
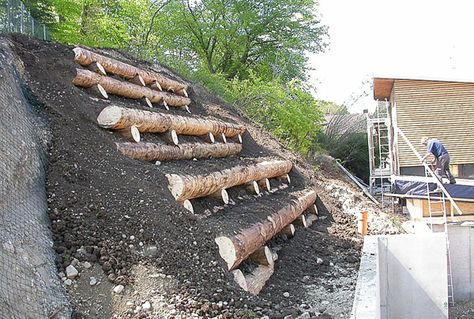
[87,61,107,76]
[182,200,194,213]
[162,101,170,111]
[215,236,237,270]
[257,178,271,192]
[200,132,215,144]
[97,105,122,128]
[295,215,308,228]
[216,133,227,144]
[233,133,243,144]
[144,97,153,108]
[166,174,185,201]
[232,269,248,291]
[277,174,291,185]
[307,204,318,215]
[246,181,260,195]
[211,189,229,204]
[117,125,140,143]
[249,246,274,267]
[130,74,146,86]
[92,84,108,99]
[161,130,179,146]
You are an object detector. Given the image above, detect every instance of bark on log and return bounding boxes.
[116,142,242,161]
[245,265,274,295]
[249,246,274,267]
[117,126,140,143]
[215,189,316,270]
[73,69,191,107]
[166,160,292,202]
[73,47,188,96]
[97,106,246,138]
[91,84,108,99]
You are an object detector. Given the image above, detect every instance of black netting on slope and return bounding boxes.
[0,39,70,319]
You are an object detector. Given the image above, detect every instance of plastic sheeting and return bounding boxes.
[393,179,474,200]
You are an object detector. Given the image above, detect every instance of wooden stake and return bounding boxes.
[151,80,162,91]
[215,190,316,270]
[232,270,248,291]
[306,214,318,227]
[245,264,274,295]
[199,132,215,144]
[144,97,153,108]
[295,215,308,228]
[231,133,243,144]
[307,204,318,215]
[130,74,146,86]
[257,178,271,192]
[249,246,274,267]
[281,224,295,238]
[181,105,191,114]
[116,142,242,161]
[91,84,108,99]
[166,160,292,202]
[245,181,260,195]
[162,101,170,111]
[117,125,140,143]
[160,130,179,146]
[215,133,227,144]
[210,189,229,204]
[182,200,194,213]
[277,174,291,185]
[87,61,106,76]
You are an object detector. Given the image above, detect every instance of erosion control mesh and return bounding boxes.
[0,39,70,318]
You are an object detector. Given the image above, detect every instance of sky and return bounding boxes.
[307,0,474,113]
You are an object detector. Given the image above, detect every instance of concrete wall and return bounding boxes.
[377,234,448,319]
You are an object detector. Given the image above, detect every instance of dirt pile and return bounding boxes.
[7,34,398,319]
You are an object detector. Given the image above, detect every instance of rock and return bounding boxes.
[113,284,124,294]
[142,301,152,311]
[283,292,290,298]
[316,258,323,264]
[58,272,66,279]
[296,312,310,319]
[321,301,330,305]
[89,277,97,286]
[66,265,79,279]
[64,279,73,286]
[155,161,161,166]
[260,316,270,319]
[83,261,92,269]
[143,245,158,257]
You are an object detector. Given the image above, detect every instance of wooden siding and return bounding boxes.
[394,80,474,167]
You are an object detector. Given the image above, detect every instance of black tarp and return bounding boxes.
[393,179,474,200]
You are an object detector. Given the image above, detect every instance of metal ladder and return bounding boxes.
[396,127,460,307]
[424,166,455,306]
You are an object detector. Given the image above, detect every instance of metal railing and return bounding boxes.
[0,0,50,40]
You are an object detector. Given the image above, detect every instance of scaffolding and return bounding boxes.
[367,100,392,204]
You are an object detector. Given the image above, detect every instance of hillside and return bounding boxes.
[3,34,399,319]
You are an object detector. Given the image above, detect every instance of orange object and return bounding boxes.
[357,211,368,235]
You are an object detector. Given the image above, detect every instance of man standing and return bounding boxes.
[420,137,456,184]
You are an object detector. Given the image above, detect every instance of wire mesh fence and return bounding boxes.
[0,38,69,318]
[0,0,50,39]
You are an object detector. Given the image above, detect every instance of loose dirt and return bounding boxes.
[7,34,400,319]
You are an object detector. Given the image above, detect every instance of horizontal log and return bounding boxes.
[215,189,316,270]
[73,47,188,96]
[116,142,242,161]
[97,106,246,138]
[73,69,191,107]
[166,160,292,202]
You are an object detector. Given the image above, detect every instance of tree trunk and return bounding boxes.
[166,160,292,202]
[73,69,191,107]
[116,142,242,161]
[97,106,246,138]
[215,189,316,270]
[73,47,188,96]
